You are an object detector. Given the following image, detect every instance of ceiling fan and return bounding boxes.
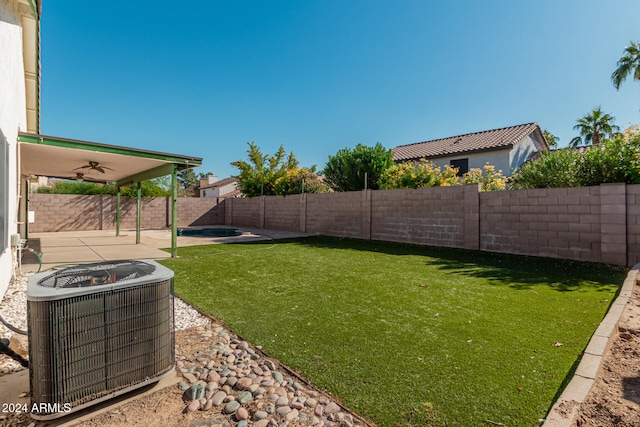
[73,161,114,174]
[71,172,99,183]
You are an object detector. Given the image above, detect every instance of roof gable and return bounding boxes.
[200,176,237,190]
[393,123,546,162]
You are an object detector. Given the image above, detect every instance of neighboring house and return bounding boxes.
[0,0,40,298]
[199,174,241,199]
[392,122,548,176]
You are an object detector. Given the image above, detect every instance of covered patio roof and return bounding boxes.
[18,132,202,185]
[18,132,203,258]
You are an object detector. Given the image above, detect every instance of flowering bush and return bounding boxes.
[378,159,447,189]
[274,168,329,195]
[461,164,507,191]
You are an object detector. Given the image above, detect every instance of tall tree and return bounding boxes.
[612,41,640,90]
[542,129,559,149]
[569,107,620,148]
[231,142,299,197]
[322,143,394,192]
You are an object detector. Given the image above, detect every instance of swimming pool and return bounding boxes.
[177,228,240,237]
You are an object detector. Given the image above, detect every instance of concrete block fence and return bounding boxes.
[28,194,224,232]
[28,183,640,266]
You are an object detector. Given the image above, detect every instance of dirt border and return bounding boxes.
[542,266,639,426]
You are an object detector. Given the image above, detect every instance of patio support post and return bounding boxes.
[116,187,121,237]
[136,181,141,244]
[171,164,178,258]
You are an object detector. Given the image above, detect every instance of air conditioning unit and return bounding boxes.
[27,260,175,420]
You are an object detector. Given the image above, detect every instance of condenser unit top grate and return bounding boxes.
[28,260,174,301]
[37,260,156,289]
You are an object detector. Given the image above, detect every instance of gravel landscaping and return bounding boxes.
[0,273,367,426]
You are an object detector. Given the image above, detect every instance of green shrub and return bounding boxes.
[510,149,582,189]
[575,138,640,186]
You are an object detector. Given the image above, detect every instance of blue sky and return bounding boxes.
[40,1,640,179]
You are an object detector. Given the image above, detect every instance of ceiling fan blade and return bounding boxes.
[96,166,105,173]
[73,165,91,171]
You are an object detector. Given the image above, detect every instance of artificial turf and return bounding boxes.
[160,236,626,426]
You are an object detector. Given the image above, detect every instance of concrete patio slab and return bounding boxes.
[20,226,311,273]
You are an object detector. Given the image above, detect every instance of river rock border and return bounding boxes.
[176,318,371,427]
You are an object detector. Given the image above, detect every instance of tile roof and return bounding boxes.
[221,188,242,198]
[392,122,545,162]
[200,176,237,190]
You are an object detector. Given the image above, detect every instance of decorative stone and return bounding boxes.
[236,421,248,427]
[272,371,284,383]
[305,398,317,407]
[183,372,198,384]
[254,420,270,427]
[285,409,299,421]
[324,402,341,414]
[266,403,275,414]
[253,410,268,420]
[236,407,249,420]
[211,390,227,406]
[276,396,289,407]
[187,400,200,412]
[224,400,241,414]
[236,377,253,390]
[237,391,253,404]
[187,383,205,400]
[207,371,221,382]
[276,406,292,415]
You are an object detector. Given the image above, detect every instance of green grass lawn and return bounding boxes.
[160,236,626,427]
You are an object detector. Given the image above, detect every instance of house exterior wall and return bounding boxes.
[431,149,512,176]
[201,182,236,198]
[509,132,543,173]
[0,0,29,298]
[429,131,543,176]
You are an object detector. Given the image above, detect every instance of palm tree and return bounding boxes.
[542,129,559,149]
[569,107,620,148]
[612,41,640,90]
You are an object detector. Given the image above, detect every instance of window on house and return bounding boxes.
[450,158,469,176]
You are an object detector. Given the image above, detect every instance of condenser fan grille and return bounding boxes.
[37,260,156,288]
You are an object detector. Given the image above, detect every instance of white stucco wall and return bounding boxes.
[201,182,237,198]
[509,132,543,172]
[0,0,28,299]
[432,149,512,176]
[431,131,543,177]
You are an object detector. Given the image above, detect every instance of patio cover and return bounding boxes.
[18,132,203,257]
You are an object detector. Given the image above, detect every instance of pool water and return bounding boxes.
[177,228,240,237]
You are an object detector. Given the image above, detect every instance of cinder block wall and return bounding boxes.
[305,192,366,238]
[627,185,640,266]
[28,194,223,232]
[371,186,467,247]
[227,197,261,228]
[480,187,603,262]
[264,196,300,231]
[29,183,640,266]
